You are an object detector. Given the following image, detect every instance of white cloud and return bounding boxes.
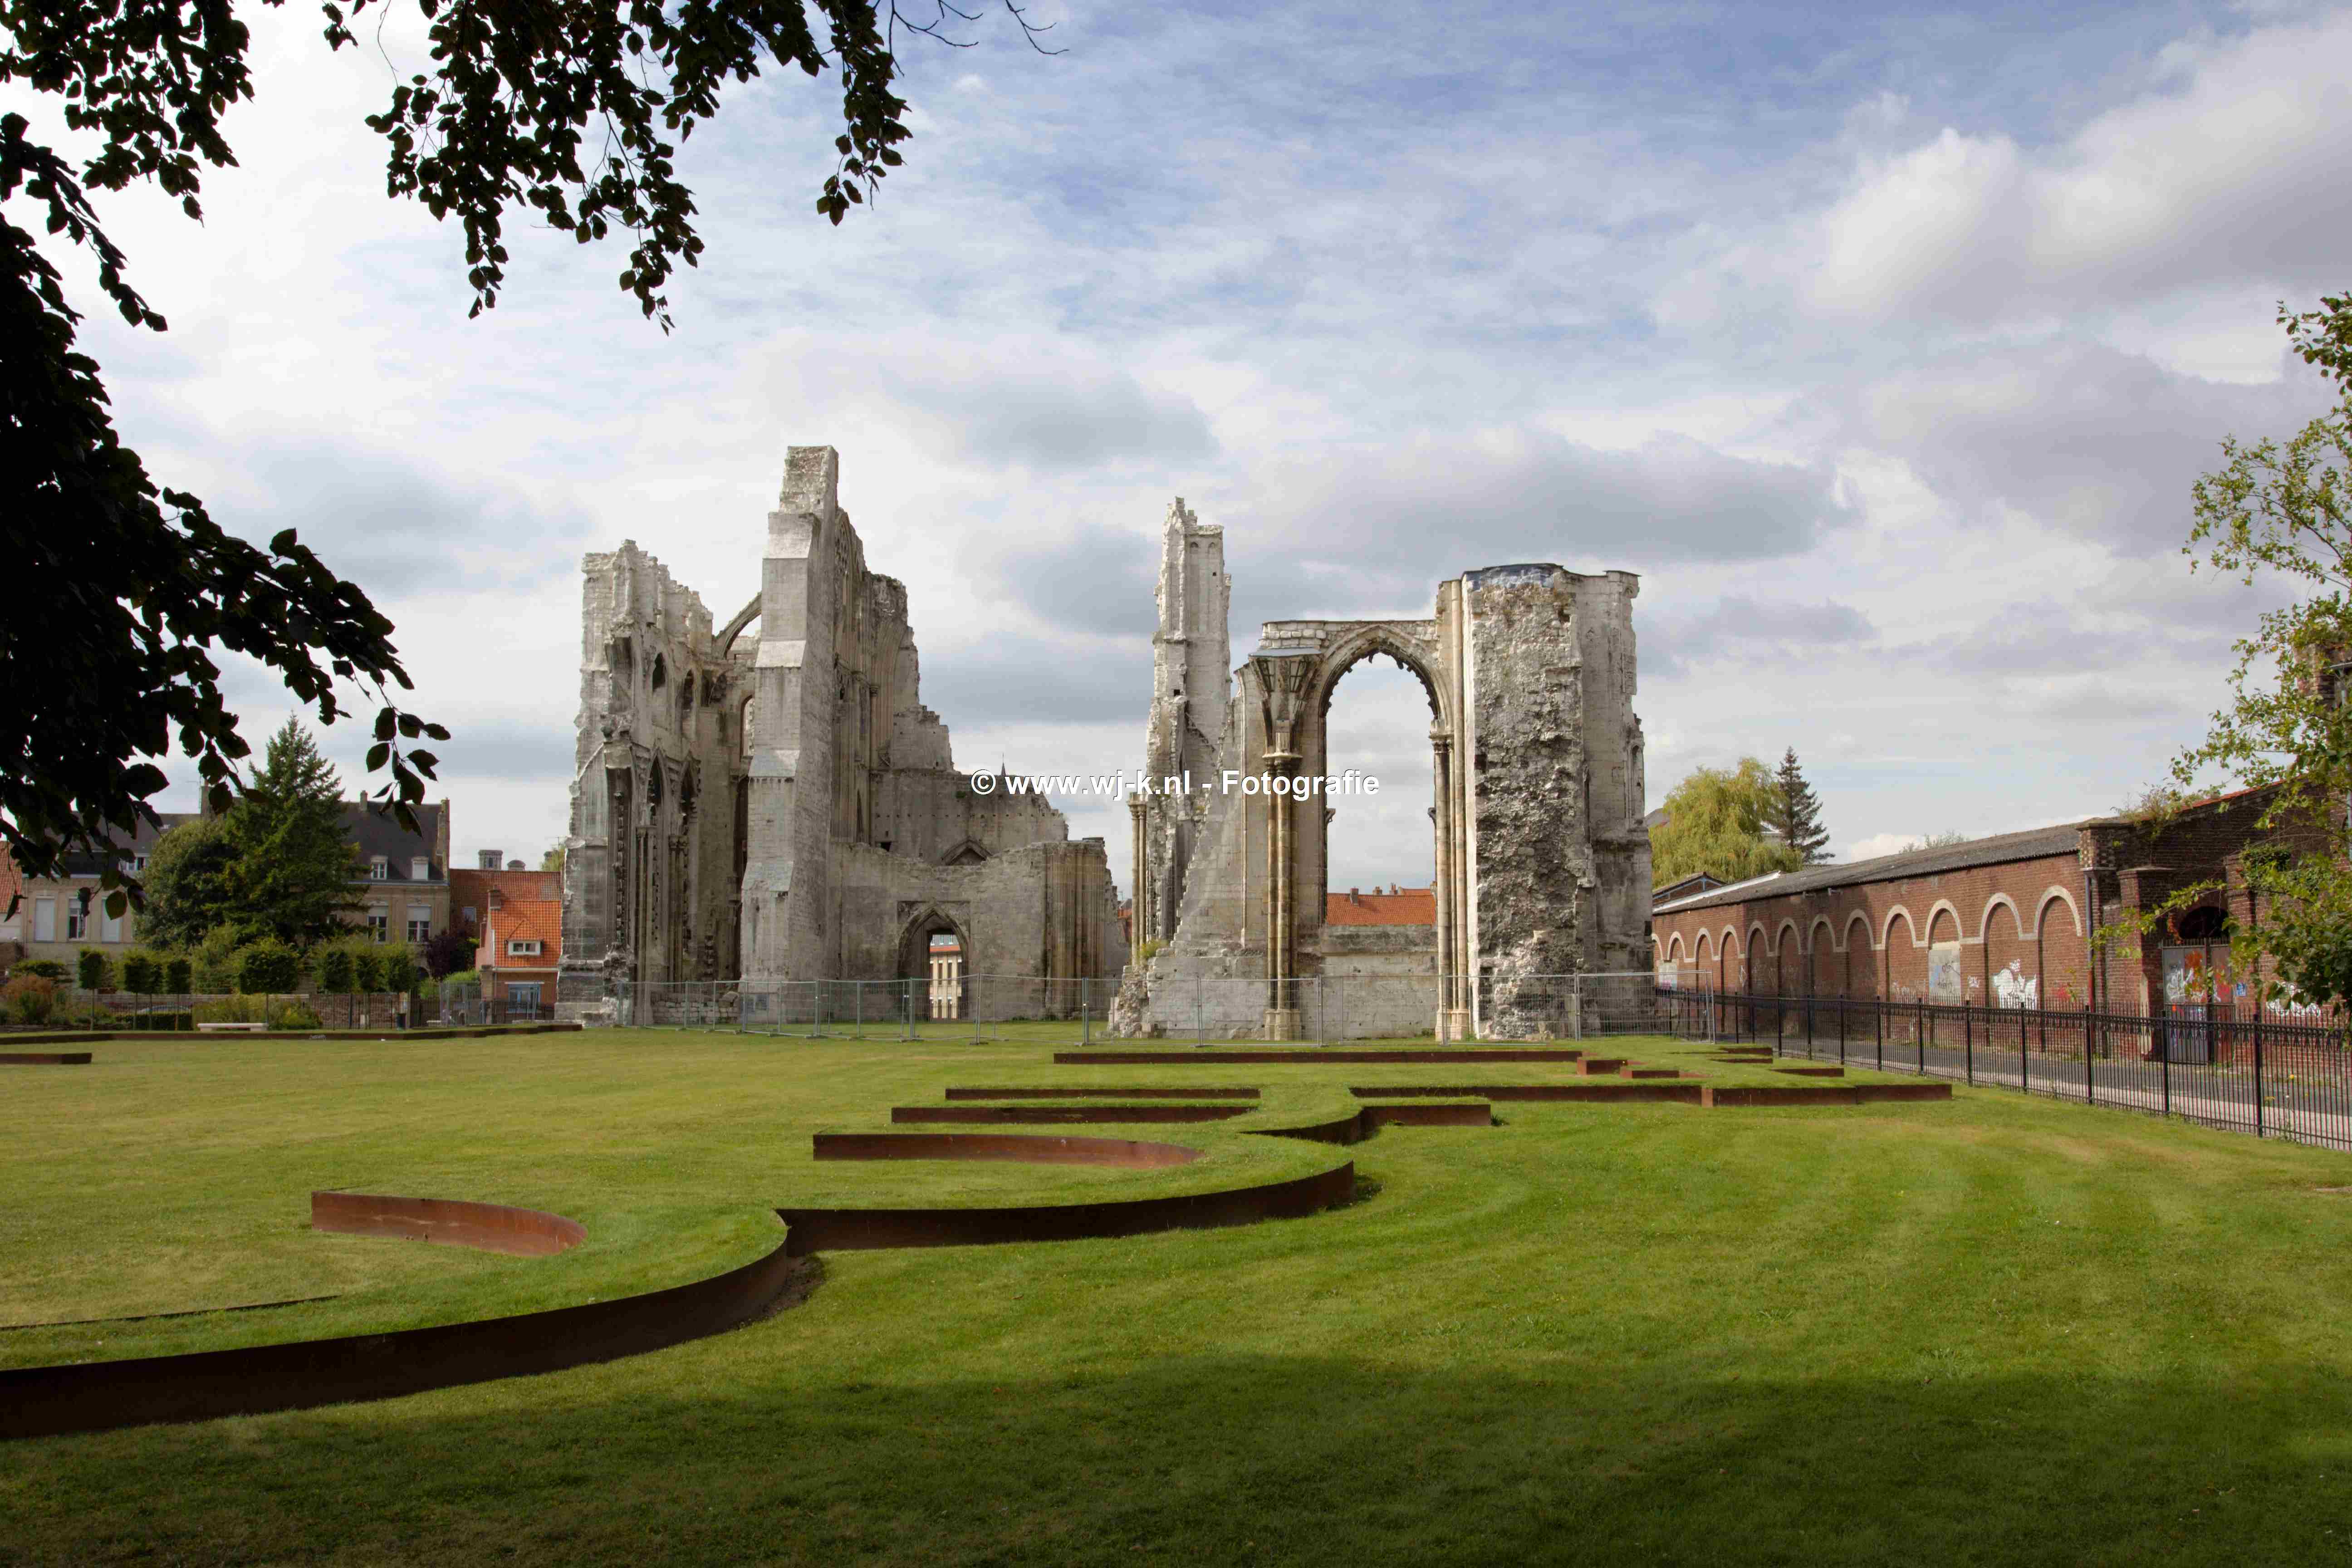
[24,0,2349,893]
[1805,14,2352,325]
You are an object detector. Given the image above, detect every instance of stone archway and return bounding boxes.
[1259,620,1467,1039]
[897,904,970,1022]
[1126,560,1649,1045]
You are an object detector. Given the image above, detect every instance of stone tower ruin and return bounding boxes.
[1117,524,1650,1040]
[558,447,1122,1012]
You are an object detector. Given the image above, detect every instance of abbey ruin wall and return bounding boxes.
[559,447,1121,1012]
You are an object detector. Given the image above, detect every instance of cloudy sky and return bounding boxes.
[29,0,2352,889]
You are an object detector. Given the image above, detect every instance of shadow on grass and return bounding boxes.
[7,1348,2345,1566]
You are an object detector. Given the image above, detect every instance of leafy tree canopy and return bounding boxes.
[137,813,240,947]
[2,0,1048,910]
[2161,291,2352,1005]
[1650,758,1806,888]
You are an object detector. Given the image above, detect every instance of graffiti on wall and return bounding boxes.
[1927,942,1963,1004]
[1991,960,2038,1009]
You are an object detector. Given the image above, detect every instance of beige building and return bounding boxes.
[0,801,451,974]
[927,933,964,1019]
[0,813,191,969]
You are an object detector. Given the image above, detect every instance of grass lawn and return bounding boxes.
[6,1027,2352,1565]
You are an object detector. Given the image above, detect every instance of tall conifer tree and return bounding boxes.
[1764,748,1832,864]
[226,719,359,947]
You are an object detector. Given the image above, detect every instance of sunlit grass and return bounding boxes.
[7,1027,2352,1565]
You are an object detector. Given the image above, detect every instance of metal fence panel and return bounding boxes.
[1696,989,2352,1152]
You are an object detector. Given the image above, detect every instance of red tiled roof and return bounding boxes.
[1324,886,1436,926]
[451,867,559,924]
[480,898,561,970]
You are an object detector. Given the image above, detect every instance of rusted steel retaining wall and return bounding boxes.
[775,1161,1356,1256]
[311,1192,588,1257]
[0,1220,802,1442]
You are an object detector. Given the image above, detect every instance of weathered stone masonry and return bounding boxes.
[560,447,1122,1011]
[1117,507,1651,1039]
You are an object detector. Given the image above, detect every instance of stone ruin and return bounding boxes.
[1117,503,1651,1039]
[557,446,1123,1013]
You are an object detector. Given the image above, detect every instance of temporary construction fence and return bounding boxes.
[436,978,558,1027]
[1675,989,2352,1153]
[615,977,1115,1040]
[612,971,1674,1043]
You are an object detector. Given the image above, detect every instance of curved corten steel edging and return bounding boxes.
[944,1086,1262,1101]
[1700,1084,1951,1107]
[0,1225,806,1443]
[1359,1102,1494,1128]
[1244,1111,1368,1146]
[891,1105,1251,1126]
[812,1132,1202,1169]
[0,1052,92,1065]
[774,1161,1356,1256]
[1058,1049,1587,1065]
[1350,1083,1705,1104]
[311,1192,588,1257]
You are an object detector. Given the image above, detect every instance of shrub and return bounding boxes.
[15,958,69,982]
[423,926,476,979]
[352,945,386,993]
[193,993,324,1029]
[236,937,302,995]
[441,969,481,991]
[380,946,420,995]
[77,947,111,992]
[316,945,356,994]
[193,994,265,1024]
[4,975,58,1025]
[120,950,161,993]
[190,926,244,994]
[163,956,193,994]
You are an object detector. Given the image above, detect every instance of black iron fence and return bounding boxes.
[1662,989,2352,1152]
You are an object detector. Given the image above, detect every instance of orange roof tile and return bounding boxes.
[480,898,561,970]
[1324,886,1436,926]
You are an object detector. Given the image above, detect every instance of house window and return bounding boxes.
[411,857,429,881]
[370,856,388,881]
[33,898,55,942]
[368,907,389,941]
[130,854,148,873]
[407,916,431,942]
[65,907,87,940]
[507,981,543,1014]
[101,907,123,943]
[507,939,542,958]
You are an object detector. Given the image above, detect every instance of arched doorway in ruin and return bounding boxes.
[897,905,970,1022]
[1244,618,1469,1039]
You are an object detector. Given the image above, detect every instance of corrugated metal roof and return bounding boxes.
[1653,819,2096,915]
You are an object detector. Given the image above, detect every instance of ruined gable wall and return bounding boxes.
[559,542,743,1006]
[740,446,1116,983]
[831,839,1122,1001]
[1138,500,1231,945]
[876,774,1069,864]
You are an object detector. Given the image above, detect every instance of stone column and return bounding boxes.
[1263,755,1300,1040]
[1127,793,1148,964]
[1431,730,1457,1040]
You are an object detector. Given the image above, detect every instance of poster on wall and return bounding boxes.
[1928,942,1964,1004]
